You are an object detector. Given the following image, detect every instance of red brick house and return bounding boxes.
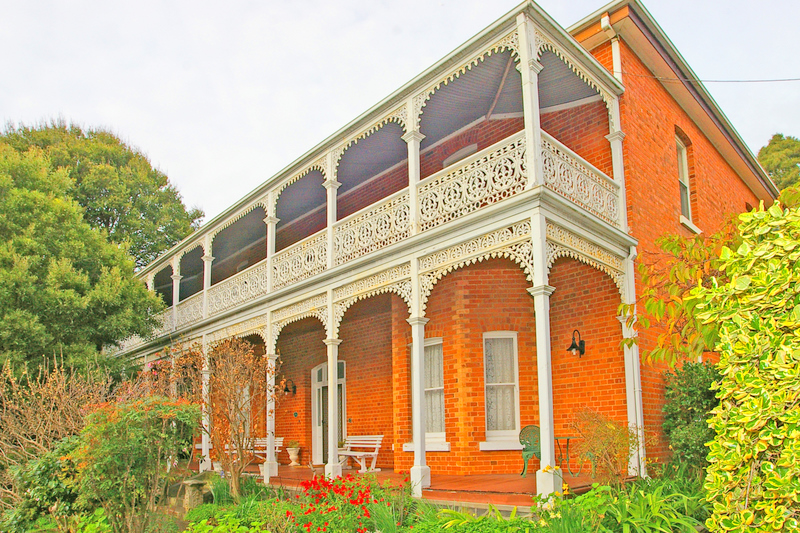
[115,0,777,497]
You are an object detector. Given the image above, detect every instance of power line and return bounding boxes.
[621,71,800,84]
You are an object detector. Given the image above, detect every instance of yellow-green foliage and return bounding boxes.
[690,202,800,532]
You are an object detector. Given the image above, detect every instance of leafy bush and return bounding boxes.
[691,203,800,532]
[571,409,639,485]
[1,436,86,532]
[662,360,720,473]
[73,396,200,533]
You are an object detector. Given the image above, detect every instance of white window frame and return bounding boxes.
[676,136,695,226]
[480,331,522,451]
[403,337,450,452]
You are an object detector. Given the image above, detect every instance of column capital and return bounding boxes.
[406,316,430,327]
[323,338,342,346]
[171,274,183,282]
[401,130,426,144]
[527,285,555,298]
[617,314,638,339]
[266,353,279,362]
[263,215,279,225]
[605,130,626,143]
[201,254,215,263]
[323,179,342,191]
[528,59,544,74]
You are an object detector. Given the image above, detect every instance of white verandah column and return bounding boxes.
[528,212,558,497]
[402,122,425,236]
[408,256,430,497]
[324,288,342,478]
[170,259,181,331]
[201,236,213,319]
[323,337,342,478]
[262,350,279,481]
[200,334,212,472]
[619,247,646,477]
[517,13,545,189]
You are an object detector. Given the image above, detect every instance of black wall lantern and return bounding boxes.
[567,329,586,357]
[283,378,297,396]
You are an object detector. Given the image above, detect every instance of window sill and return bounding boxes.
[402,441,450,452]
[479,441,523,451]
[680,215,702,234]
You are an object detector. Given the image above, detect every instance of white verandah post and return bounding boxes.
[408,256,430,497]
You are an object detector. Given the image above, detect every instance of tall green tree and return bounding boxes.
[758,133,800,191]
[1,121,203,268]
[0,143,164,369]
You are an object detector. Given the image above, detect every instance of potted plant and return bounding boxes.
[286,440,301,466]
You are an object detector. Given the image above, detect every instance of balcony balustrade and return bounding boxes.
[118,129,621,354]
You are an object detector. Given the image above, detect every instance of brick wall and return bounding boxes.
[549,258,627,474]
[541,100,613,176]
[274,296,397,470]
[338,295,396,470]
[585,39,761,464]
[420,117,525,179]
[337,165,408,221]
[390,257,625,476]
[275,317,327,466]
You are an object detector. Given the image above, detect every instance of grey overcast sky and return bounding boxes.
[1,0,798,223]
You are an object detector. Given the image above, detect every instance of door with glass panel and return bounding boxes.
[311,361,346,464]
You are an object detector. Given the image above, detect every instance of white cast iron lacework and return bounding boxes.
[332,264,411,301]
[418,133,527,232]
[334,192,410,265]
[418,221,533,311]
[270,294,328,352]
[333,106,409,172]
[541,134,620,227]
[545,222,624,291]
[331,264,412,337]
[208,315,269,344]
[207,261,269,316]
[106,307,175,354]
[272,232,328,290]
[412,29,520,128]
[154,309,174,338]
[176,291,204,329]
[273,156,328,208]
[533,28,616,129]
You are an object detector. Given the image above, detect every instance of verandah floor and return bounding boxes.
[249,464,596,509]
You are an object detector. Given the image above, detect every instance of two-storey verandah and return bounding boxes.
[120,5,642,498]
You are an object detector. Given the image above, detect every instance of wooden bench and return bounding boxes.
[253,437,284,462]
[195,437,284,462]
[338,435,383,473]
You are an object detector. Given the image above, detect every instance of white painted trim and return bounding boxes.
[483,331,521,440]
[403,441,451,452]
[680,215,701,234]
[479,440,523,451]
[539,94,603,114]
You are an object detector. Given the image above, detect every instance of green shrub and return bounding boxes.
[184,503,222,525]
[662,360,720,473]
[1,436,86,532]
[690,203,800,532]
[73,396,200,533]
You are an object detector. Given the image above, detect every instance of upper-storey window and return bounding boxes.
[675,128,700,234]
[676,135,691,221]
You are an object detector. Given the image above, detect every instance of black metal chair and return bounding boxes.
[519,424,541,477]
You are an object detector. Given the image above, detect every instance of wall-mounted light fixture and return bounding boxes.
[567,329,585,357]
[283,378,297,396]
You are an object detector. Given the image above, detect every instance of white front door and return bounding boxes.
[311,361,346,464]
